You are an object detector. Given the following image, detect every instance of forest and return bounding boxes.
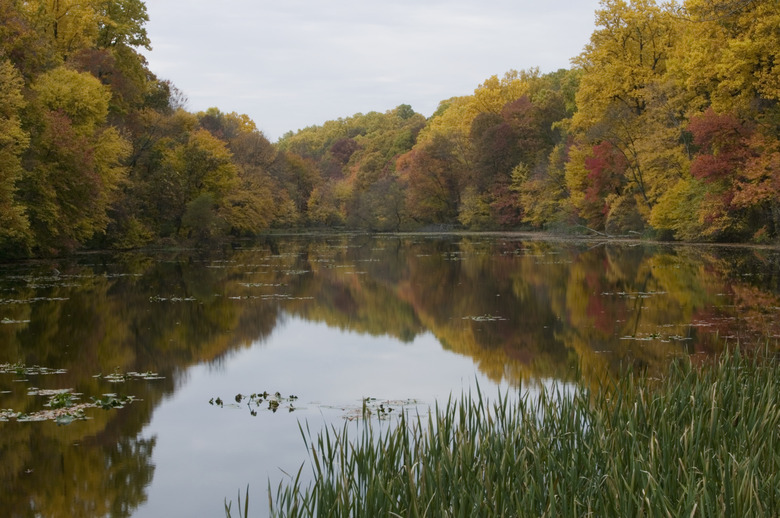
[0,0,778,258]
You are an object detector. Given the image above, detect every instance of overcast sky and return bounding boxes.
[143,0,602,141]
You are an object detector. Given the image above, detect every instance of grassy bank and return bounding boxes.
[229,348,779,517]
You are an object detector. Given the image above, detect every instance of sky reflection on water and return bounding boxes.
[134,315,515,517]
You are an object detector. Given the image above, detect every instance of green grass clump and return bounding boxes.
[256,349,780,517]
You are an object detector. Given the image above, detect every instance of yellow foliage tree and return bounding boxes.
[418,69,539,148]
[22,0,101,58]
[670,0,780,115]
[0,58,30,249]
[23,66,128,250]
[569,0,685,231]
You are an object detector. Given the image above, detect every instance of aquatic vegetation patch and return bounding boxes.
[35,388,78,407]
[256,349,780,518]
[0,297,70,305]
[0,362,67,377]
[601,290,668,299]
[620,331,696,343]
[210,391,299,414]
[0,393,137,424]
[1,365,164,424]
[463,314,507,322]
[149,295,197,302]
[0,317,32,324]
[209,392,422,421]
[260,294,314,301]
[282,270,310,276]
[93,370,165,382]
[91,393,137,409]
[228,295,315,301]
[340,397,422,422]
[26,282,81,289]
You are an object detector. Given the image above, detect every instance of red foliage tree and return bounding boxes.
[688,108,754,182]
[580,141,628,228]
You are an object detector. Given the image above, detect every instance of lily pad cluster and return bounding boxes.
[149,295,197,302]
[358,397,395,421]
[93,370,164,382]
[0,363,165,425]
[0,390,137,425]
[210,391,298,415]
[0,362,67,377]
[463,314,507,322]
[341,397,423,422]
[1,317,31,325]
[313,397,424,422]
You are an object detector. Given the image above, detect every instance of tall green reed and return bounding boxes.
[231,347,779,517]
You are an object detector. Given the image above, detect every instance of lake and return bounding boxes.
[1,234,779,517]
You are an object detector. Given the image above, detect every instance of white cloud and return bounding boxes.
[144,0,601,140]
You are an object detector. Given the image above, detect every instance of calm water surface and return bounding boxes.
[1,234,779,517]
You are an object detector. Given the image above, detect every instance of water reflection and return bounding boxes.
[1,235,779,517]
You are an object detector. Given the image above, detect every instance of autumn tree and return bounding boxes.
[405,71,542,226]
[276,105,425,230]
[507,70,580,229]
[670,0,780,115]
[106,107,195,245]
[0,0,57,78]
[21,0,101,59]
[517,140,573,228]
[95,0,150,50]
[0,57,30,252]
[649,0,780,242]
[198,108,277,235]
[398,134,464,225]
[271,151,318,226]
[158,127,238,239]
[110,109,246,243]
[687,109,776,240]
[21,66,128,252]
[568,0,681,233]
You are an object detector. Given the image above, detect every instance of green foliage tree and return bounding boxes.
[95,0,150,50]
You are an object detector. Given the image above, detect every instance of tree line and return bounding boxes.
[1,0,778,258]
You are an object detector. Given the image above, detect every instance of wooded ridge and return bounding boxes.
[1,0,778,257]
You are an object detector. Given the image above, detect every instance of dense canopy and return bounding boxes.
[1,0,778,257]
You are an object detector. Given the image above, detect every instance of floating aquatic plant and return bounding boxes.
[339,397,421,422]
[94,370,164,383]
[1,364,163,424]
[210,391,299,414]
[148,295,197,302]
[91,393,137,410]
[44,390,77,409]
[1,317,31,324]
[463,314,507,322]
[0,362,67,376]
